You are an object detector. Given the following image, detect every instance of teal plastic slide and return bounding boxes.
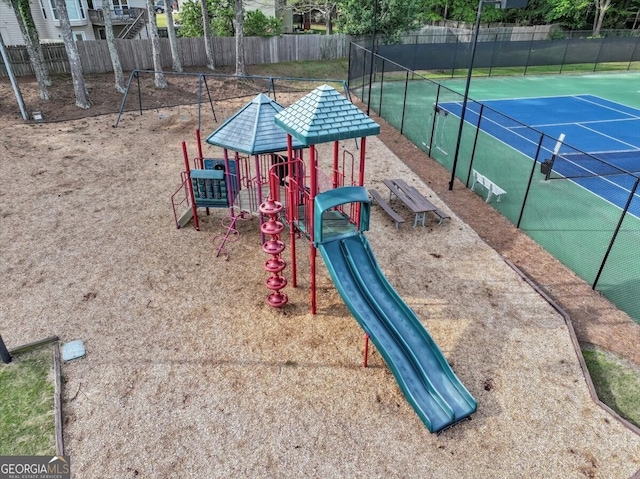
[318,233,477,433]
[312,186,476,432]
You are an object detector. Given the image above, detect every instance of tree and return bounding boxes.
[6,0,50,100]
[291,0,338,34]
[146,0,167,88]
[235,0,245,76]
[102,0,126,93]
[336,0,421,40]
[593,0,614,34]
[546,0,592,30]
[164,2,184,72]
[201,0,215,69]
[52,0,90,108]
[178,0,234,37]
[244,10,282,36]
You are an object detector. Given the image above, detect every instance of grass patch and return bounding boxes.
[0,346,56,455]
[582,347,640,428]
[155,13,180,29]
[245,59,348,91]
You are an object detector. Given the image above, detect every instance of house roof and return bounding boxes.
[273,84,380,146]
[205,93,304,155]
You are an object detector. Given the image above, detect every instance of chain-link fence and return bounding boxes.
[349,41,640,323]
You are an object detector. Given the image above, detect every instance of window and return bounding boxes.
[38,0,48,19]
[50,0,86,21]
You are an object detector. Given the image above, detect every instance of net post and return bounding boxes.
[544,133,566,181]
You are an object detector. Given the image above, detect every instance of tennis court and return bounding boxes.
[438,94,640,215]
[353,71,640,324]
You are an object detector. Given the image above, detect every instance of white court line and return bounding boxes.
[575,94,640,119]
[575,123,640,151]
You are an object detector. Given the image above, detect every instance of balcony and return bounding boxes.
[87,7,147,26]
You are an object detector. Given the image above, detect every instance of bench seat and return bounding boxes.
[369,189,405,228]
[471,169,506,203]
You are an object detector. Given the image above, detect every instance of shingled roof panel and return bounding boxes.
[273,85,379,146]
[205,93,304,155]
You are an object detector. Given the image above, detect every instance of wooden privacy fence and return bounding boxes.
[0,34,352,77]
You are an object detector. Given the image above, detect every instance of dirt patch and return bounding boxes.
[1,69,639,478]
[3,67,638,363]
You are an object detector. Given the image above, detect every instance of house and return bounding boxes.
[244,0,297,33]
[0,0,155,46]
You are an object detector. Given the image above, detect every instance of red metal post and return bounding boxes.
[358,136,366,187]
[310,146,317,314]
[182,141,200,230]
[333,140,339,189]
[285,134,298,288]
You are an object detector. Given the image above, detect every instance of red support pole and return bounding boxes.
[363,334,369,368]
[358,136,366,187]
[310,146,317,314]
[183,141,200,231]
[333,140,339,189]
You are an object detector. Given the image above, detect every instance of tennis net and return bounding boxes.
[545,149,640,180]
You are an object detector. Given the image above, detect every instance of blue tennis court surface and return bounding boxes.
[439,94,640,215]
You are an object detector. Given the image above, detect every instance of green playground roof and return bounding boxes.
[205,93,304,155]
[273,84,380,146]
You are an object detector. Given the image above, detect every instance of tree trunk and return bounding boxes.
[325,6,332,35]
[146,0,167,88]
[593,0,612,36]
[201,0,215,70]
[235,0,245,76]
[102,0,126,93]
[8,0,50,100]
[17,0,52,87]
[18,0,52,86]
[53,0,90,108]
[165,3,183,72]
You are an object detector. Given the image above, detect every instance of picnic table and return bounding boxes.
[382,179,448,227]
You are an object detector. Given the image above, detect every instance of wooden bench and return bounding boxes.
[368,189,406,228]
[471,169,506,203]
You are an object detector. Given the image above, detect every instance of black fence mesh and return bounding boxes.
[348,41,640,323]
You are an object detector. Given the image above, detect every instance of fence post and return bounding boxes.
[524,32,534,75]
[517,133,545,228]
[465,103,484,187]
[427,84,442,156]
[628,39,640,70]
[558,38,570,74]
[377,59,385,116]
[593,37,606,72]
[400,69,409,134]
[592,177,640,290]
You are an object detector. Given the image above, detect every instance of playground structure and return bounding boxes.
[170,85,477,433]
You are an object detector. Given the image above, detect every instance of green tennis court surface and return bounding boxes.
[354,72,640,324]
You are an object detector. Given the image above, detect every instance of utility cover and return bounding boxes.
[61,340,86,361]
